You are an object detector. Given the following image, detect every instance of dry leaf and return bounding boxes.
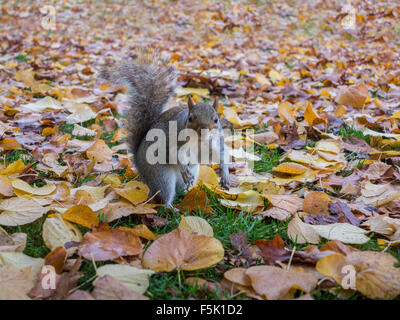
[42,214,82,256]
[179,216,214,237]
[62,205,99,229]
[96,264,154,294]
[79,228,143,261]
[142,228,224,271]
[92,274,149,300]
[177,186,212,214]
[245,265,318,300]
[114,180,149,205]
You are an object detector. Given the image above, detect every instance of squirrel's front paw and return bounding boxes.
[181,167,195,188]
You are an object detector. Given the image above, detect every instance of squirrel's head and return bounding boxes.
[186,97,219,141]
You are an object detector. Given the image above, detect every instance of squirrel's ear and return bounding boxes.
[212,98,218,111]
[188,96,194,111]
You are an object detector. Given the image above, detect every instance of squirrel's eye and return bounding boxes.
[188,116,193,122]
[214,116,218,123]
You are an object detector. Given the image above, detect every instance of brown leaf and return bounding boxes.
[255,233,290,265]
[245,265,318,300]
[229,230,253,263]
[79,229,143,261]
[44,247,67,274]
[329,201,360,227]
[0,266,34,300]
[336,83,368,109]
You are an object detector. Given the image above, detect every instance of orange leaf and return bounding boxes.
[142,228,224,271]
[302,191,331,215]
[304,103,324,126]
[278,102,296,125]
[177,186,212,214]
[44,246,67,274]
[120,225,157,241]
[0,138,22,151]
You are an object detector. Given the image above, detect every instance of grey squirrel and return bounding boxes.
[101,53,229,209]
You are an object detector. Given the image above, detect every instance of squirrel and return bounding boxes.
[101,53,229,209]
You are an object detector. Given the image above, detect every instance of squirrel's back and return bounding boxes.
[100,53,176,159]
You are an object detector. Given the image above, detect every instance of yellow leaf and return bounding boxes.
[42,214,82,256]
[222,108,259,129]
[95,264,154,294]
[114,180,149,205]
[268,69,284,83]
[62,205,99,229]
[11,179,56,196]
[272,162,308,175]
[219,190,264,213]
[22,96,62,112]
[278,102,296,125]
[287,214,320,244]
[41,127,56,136]
[196,166,218,187]
[111,128,129,142]
[179,216,214,237]
[0,176,14,197]
[98,174,121,188]
[302,191,331,215]
[0,138,22,151]
[255,73,271,86]
[304,103,324,126]
[316,251,400,299]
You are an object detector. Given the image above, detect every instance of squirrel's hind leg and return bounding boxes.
[141,164,178,208]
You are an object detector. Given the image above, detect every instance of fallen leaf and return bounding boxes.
[95,264,154,294]
[336,83,368,109]
[303,191,331,215]
[92,275,149,300]
[62,205,99,229]
[316,250,400,299]
[0,266,34,300]
[177,186,212,214]
[142,228,224,271]
[113,180,149,205]
[0,197,49,226]
[79,228,143,261]
[11,179,56,196]
[245,265,318,300]
[42,214,82,256]
[179,216,214,237]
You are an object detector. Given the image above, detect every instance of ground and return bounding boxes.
[1,0,400,300]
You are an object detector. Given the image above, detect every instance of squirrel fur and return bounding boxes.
[101,53,228,208]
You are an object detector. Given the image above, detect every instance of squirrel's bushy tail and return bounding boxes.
[100,52,176,156]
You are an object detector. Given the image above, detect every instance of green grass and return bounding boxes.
[3,216,50,258]
[0,149,34,166]
[337,125,370,144]
[253,146,282,173]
